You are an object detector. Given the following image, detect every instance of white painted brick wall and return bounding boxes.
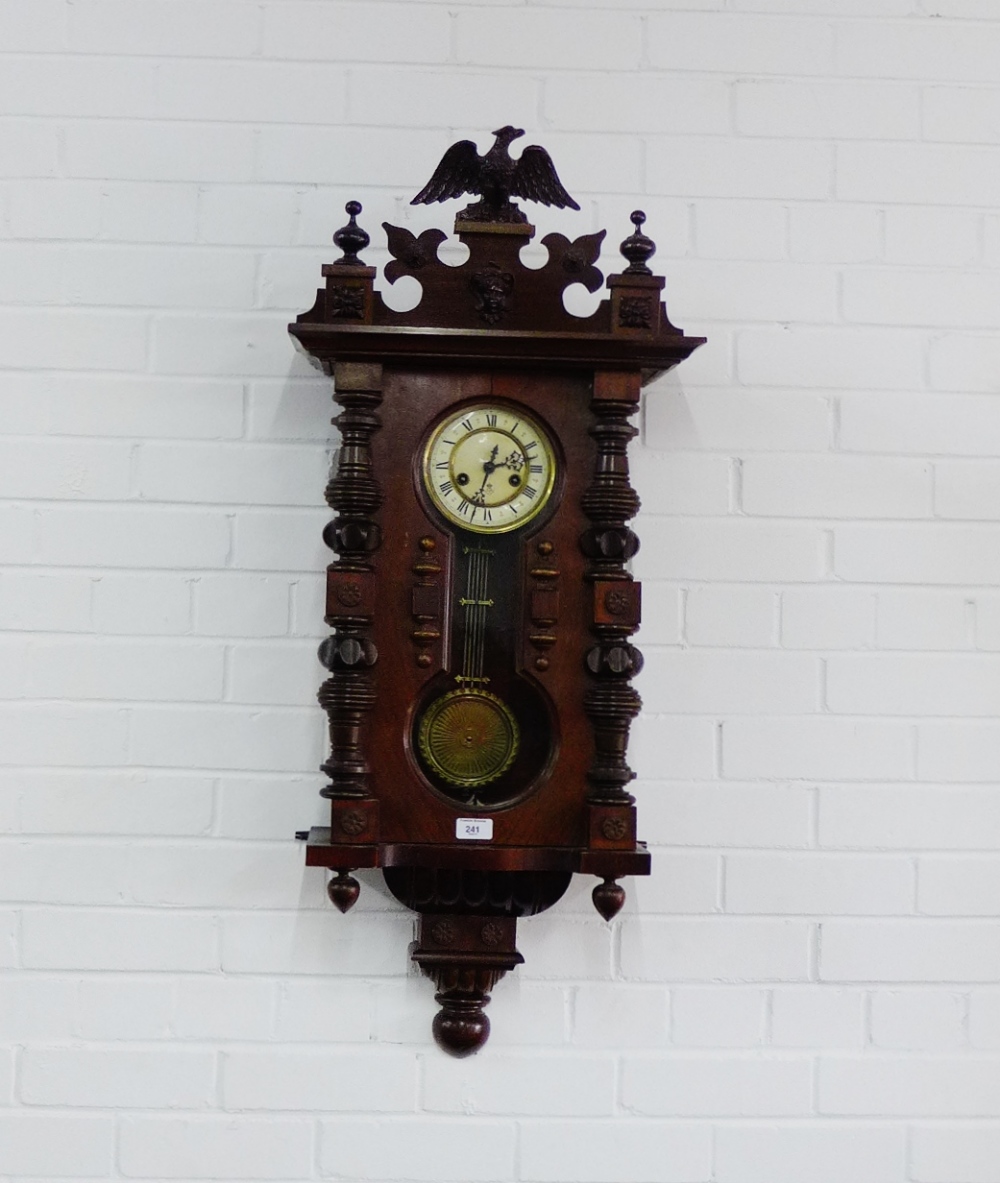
[3,1,1000,1179]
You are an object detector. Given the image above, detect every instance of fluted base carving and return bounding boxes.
[429,969,506,1056]
[412,913,523,1056]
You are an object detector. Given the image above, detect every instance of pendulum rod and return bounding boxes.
[457,545,494,687]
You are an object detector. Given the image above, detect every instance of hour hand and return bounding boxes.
[497,449,524,471]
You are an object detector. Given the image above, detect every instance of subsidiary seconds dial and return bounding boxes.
[423,404,557,534]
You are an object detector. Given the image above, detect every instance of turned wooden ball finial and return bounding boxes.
[333,200,370,266]
[432,993,491,1057]
[620,210,656,276]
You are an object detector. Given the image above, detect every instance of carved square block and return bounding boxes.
[322,266,377,327]
[416,913,518,956]
[593,580,641,630]
[588,804,637,850]
[607,274,665,339]
[412,583,441,620]
[592,369,641,404]
[326,568,375,620]
[332,359,383,392]
[330,799,380,845]
[530,586,559,626]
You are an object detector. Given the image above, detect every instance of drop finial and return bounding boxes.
[333,200,370,266]
[592,877,626,921]
[620,210,656,276]
[327,869,361,912]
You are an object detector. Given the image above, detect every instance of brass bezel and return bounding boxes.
[421,402,558,535]
[417,688,520,788]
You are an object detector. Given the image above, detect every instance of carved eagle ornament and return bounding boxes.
[411,126,580,223]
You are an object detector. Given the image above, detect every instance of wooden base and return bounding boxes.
[300,832,649,1048]
[302,828,650,878]
[412,914,523,1056]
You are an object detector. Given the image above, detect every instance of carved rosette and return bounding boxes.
[318,362,383,805]
[580,370,644,809]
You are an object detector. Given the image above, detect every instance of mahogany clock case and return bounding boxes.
[372,366,592,850]
[289,135,705,1051]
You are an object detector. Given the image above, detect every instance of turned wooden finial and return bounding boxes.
[619,210,656,276]
[432,991,492,1057]
[333,201,370,266]
[327,869,361,913]
[592,877,626,921]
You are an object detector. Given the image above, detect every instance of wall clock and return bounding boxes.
[290,128,704,1054]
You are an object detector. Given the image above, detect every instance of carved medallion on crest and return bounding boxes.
[470,262,514,325]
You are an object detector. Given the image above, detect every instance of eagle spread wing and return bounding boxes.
[411,139,481,205]
[511,145,580,210]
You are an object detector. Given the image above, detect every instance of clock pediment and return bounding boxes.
[292,204,703,382]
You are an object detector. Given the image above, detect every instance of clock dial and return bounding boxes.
[423,403,556,534]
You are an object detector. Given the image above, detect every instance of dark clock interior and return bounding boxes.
[411,525,559,811]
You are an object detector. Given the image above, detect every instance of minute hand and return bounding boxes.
[473,445,499,501]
